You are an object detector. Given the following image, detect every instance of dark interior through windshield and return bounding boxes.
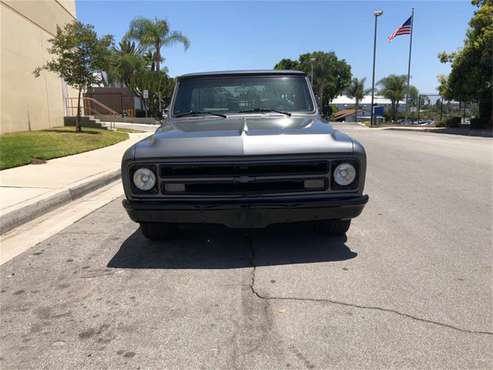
[173,76,314,115]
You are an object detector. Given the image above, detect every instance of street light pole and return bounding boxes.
[370,10,383,127]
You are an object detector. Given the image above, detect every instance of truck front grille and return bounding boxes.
[157,160,330,196]
[159,162,328,178]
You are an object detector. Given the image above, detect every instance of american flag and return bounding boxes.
[388,16,413,42]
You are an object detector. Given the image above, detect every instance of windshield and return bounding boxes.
[173,76,314,116]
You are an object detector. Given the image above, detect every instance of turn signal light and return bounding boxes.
[164,183,186,192]
[304,179,325,190]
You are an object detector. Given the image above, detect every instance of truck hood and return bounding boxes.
[132,116,355,159]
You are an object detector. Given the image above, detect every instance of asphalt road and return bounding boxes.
[1,124,492,369]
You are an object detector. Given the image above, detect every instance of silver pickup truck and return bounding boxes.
[121,70,368,240]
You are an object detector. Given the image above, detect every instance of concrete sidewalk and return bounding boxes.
[104,121,159,132]
[0,132,149,233]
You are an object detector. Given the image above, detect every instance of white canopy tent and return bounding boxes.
[331,95,406,106]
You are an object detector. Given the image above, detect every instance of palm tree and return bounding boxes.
[126,17,190,72]
[377,75,407,121]
[108,39,146,87]
[345,78,366,122]
[115,39,143,56]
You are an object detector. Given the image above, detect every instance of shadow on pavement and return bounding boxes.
[107,223,357,269]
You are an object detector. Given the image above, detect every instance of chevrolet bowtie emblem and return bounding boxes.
[235,176,255,183]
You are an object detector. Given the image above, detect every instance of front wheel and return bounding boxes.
[140,223,177,240]
[316,219,351,235]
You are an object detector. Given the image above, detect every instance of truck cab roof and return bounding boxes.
[177,70,306,79]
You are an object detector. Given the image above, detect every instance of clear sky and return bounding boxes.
[77,1,474,94]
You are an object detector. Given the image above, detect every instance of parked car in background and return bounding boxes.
[121,70,369,240]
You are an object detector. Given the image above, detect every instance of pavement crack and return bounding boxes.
[245,232,493,337]
[246,231,263,301]
[253,294,493,336]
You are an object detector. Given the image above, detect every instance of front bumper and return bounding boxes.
[123,195,369,228]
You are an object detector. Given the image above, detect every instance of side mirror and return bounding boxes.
[163,107,169,119]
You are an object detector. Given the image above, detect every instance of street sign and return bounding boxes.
[143,90,149,99]
[374,106,384,117]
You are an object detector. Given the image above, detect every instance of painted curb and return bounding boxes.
[0,169,121,235]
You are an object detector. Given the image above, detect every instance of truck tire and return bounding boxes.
[140,223,176,241]
[316,219,351,235]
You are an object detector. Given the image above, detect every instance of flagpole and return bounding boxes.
[404,8,414,123]
[370,10,383,127]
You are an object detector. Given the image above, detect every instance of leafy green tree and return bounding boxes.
[438,0,492,128]
[472,0,490,5]
[34,21,113,132]
[127,70,175,117]
[300,52,352,116]
[107,36,175,117]
[437,74,453,99]
[274,58,301,70]
[126,17,190,72]
[377,75,407,121]
[344,78,366,122]
[274,51,352,116]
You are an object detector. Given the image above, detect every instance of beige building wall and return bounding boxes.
[0,0,77,134]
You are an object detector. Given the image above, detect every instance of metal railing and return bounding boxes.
[65,97,134,118]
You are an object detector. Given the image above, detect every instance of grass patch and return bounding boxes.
[0,127,128,170]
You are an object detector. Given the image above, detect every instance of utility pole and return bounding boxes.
[370,10,383,127]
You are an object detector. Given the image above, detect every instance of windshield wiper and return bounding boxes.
[238,108,291,117]
[175,111,227,118]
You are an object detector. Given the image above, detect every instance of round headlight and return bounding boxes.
[333,163,356,186]
[133,168,156,191]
